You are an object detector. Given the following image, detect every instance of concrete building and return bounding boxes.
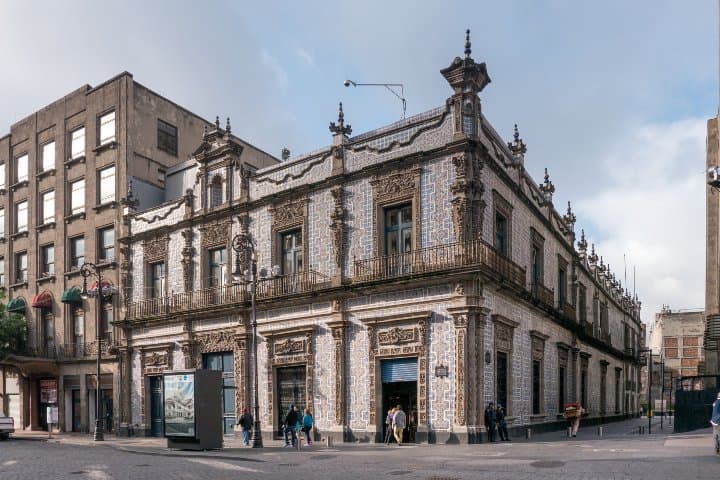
[122,34,643,442]
[706,115,720,374]
[0,72,275,434]
[649,306,704,378]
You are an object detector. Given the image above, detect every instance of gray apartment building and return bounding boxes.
[0,72,277,434]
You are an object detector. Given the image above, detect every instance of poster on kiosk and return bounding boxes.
[163,373,195,437]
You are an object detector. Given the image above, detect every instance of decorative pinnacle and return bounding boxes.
[215,116,220,129]
[226,117,231,135]
[599,256,605,272]
[588,243,598,265]
[507,123,527,157]
[464,29,472,58]
[563,201,576,226]
[577,229,588,253]
[539,168,555,201]
[329,101,352,136]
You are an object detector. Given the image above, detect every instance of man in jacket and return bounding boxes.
[496,404,509,441]
[238,407,253,446]
[391,404,406,446]
[283,404,299,447]
[484,402,496,442]
[711,392,720,453]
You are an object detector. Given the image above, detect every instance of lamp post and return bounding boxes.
[231,233,263,448]
[639,348,652,434]
[79,263,117,442]
[660,359,666,429]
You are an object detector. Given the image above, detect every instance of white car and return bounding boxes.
[0,416,15,440]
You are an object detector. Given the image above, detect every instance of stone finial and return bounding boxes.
[507,123,527,164]
[563,201,576,227]
[588,244,598,265]
[329,101,352,136]
[577,229,588,254]
[281,148,291,161]
[203,124,208,137]
[598,256,605,273]
[539,168,555,203]
[226,117,232,135]
[464,29,472,58]
[215,116,221,129]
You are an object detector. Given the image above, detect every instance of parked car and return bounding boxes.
[0,415,15,439]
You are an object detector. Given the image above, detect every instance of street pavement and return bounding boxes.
[1,417,719,479]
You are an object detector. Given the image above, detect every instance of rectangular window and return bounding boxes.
[496,351,508,414]
[70,127,85,159]
[581,368,588,408]
[578,284,587,322]
[15,154,28,183]
[558,266,567,307]
[600,365,607,413]
[41,244,55,276]
[149,261,165,298]
[15,201,28,233]
[532,360,542,414]
[281,229,303,275]
[615,369,621,413]
[97,227,114,262]
[531,244,542,287]
[0,208,5,237]
[99,111,116,145]
[41,190,55,224]
[15,252,27,283]
[102,308,114,343]
[70,236,85,269]
[73,311,84,346]
[98,166,115,204]
[494,212,508,256]
[157,119,178,156]
[41,141,55,172]
[44,314,55,354]
[558,366,566,412]
[70,179,85,214]
[384,204,413,256]
[208,247,227,287]
[0,258,5,286]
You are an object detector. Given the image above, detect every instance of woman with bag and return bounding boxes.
[301,408,314,446]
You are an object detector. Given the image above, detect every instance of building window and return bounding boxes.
[69,236,85,269]
[73,310,85,346]
[15,153,28,183]
[208,247,227,287]
[41,244,55,276]
[102,308,114,343]
[15,200,28,233]
[532,359,542,415]
[494,212,508,256]
[558,365,566,412]
[209,175,223,208]
[0,258,5,286]
[600,363,608,413]
[0,208,5,237]
[98,166,116,204]
[70,127,85,159]
[580,359,589,408]
[41,190,55,224]
[384,204,413,256]
[281,229,303,275]
[70,179,85,214]
[98,111,116,146]
[578,284,587,323]
[0,163,5,189]
[15,252,27,283]
[558,264,567,307]
[149,261,165,298]
[157,119,178,156]
[615,369,621,413]
[41,141,55,172]
[97,227,115,262]
[44,313,55,354]
[496,351,508,413]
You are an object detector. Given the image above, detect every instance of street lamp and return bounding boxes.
[79,262,117,442]
[639,348,653,434]
[231,233,263,448]
[343,79,407,118]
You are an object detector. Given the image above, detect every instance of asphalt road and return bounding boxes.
[1,431,719,479]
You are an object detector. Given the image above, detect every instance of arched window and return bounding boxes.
[209,175,223,208]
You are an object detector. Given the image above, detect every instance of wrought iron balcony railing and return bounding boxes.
[530,282,555,307]
[256,269,331,299]
[352,239,526,288]
[563,302,576,321]
[17,341,118,360]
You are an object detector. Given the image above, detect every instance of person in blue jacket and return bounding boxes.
[301,408,314,446]
[711,392,720,453]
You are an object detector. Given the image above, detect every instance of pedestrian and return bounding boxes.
[283,403,299,447]
[392,404,406,447]
[711,392,720,453]
[566,403,584,437]
[238,407,253,446]
[484,402,496,442]
[384,408,395,445]
[496,404,510,441]
[301,408,314,446]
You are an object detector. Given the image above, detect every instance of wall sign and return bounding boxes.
[435,365,449,378]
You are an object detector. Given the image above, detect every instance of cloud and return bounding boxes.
[295,47,315,66]
[576,118,707,324]
[261,49,289,88]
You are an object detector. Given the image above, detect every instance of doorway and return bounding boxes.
[100,390,113,433]
[71,390,81,432]
[203,351,236,435]
[149,376,163,437]
[276,366,306,438]
[380,357,418,443]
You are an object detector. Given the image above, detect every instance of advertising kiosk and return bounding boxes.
[163,369,223,450]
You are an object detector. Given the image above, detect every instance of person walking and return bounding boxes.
[384,408,395,445]
[496,404,510,441]
[283,404,299,447]
[392,404,406,447]
[484,402,497,442]
[238,407,253,446]
[301,408,314,446]
[567,403,584,437]
[711,392,720,453]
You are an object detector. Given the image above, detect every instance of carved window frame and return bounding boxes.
[492,314,518,416]
[262,326,315,438]
[269,199,309,274]
[580,352,591,408]
[530,227,544,290]
[143,236,168,300]
[370,167,422,258]
[492,190,513,258]
[201,162,231,211]
[599,360,609,414]
[199,221,231,288]
[139,342,174,430]
[557,255,568,309]
[557,343,570,413]
[529,330,548,416]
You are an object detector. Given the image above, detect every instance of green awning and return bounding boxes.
[61,287,82,305]
[6,297,26,313]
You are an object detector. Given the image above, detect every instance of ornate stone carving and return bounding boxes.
[331,323,345,425]
[274,338,305,355]
[377,327,417,345]
[181,229,194,293]
[370,167,422,257]
[370,169,417,200]
[144,236,168,262]
[200,222,229,248]
[531,337,545,361]
[270,199,308,229]
[329,186,346,272]
[450,152,485,242]
[494,323,513,352]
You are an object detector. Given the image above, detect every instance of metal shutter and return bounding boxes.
[381,358,418,383]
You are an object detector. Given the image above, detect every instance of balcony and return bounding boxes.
[562,302,576,321]
[256,269,331,299]
[352,239,526,288]
[19,342,119,361]
[530,282,555,307]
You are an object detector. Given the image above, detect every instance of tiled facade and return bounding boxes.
[121,37,644,443]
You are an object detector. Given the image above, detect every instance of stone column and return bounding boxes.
[118,346,132,436]
[328,316,347,441]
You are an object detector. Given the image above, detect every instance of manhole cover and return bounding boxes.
[531,460,565,468]
[389,471,412,476]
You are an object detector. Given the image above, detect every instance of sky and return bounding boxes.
[0,0,716,325]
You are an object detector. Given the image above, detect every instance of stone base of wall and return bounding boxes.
[507,414,629,439]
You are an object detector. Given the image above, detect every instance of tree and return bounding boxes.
[0,297,28,360]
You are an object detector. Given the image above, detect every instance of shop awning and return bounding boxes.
[61,287,82,305]
[30,291,52,309]
[6,297,26,313]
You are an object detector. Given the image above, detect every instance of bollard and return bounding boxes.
[326,435,333,447]
[526,428,532,440]
[567,427,572,437]
[598,426,603,438]
[638,425,642,435]
[296,435,301,451]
